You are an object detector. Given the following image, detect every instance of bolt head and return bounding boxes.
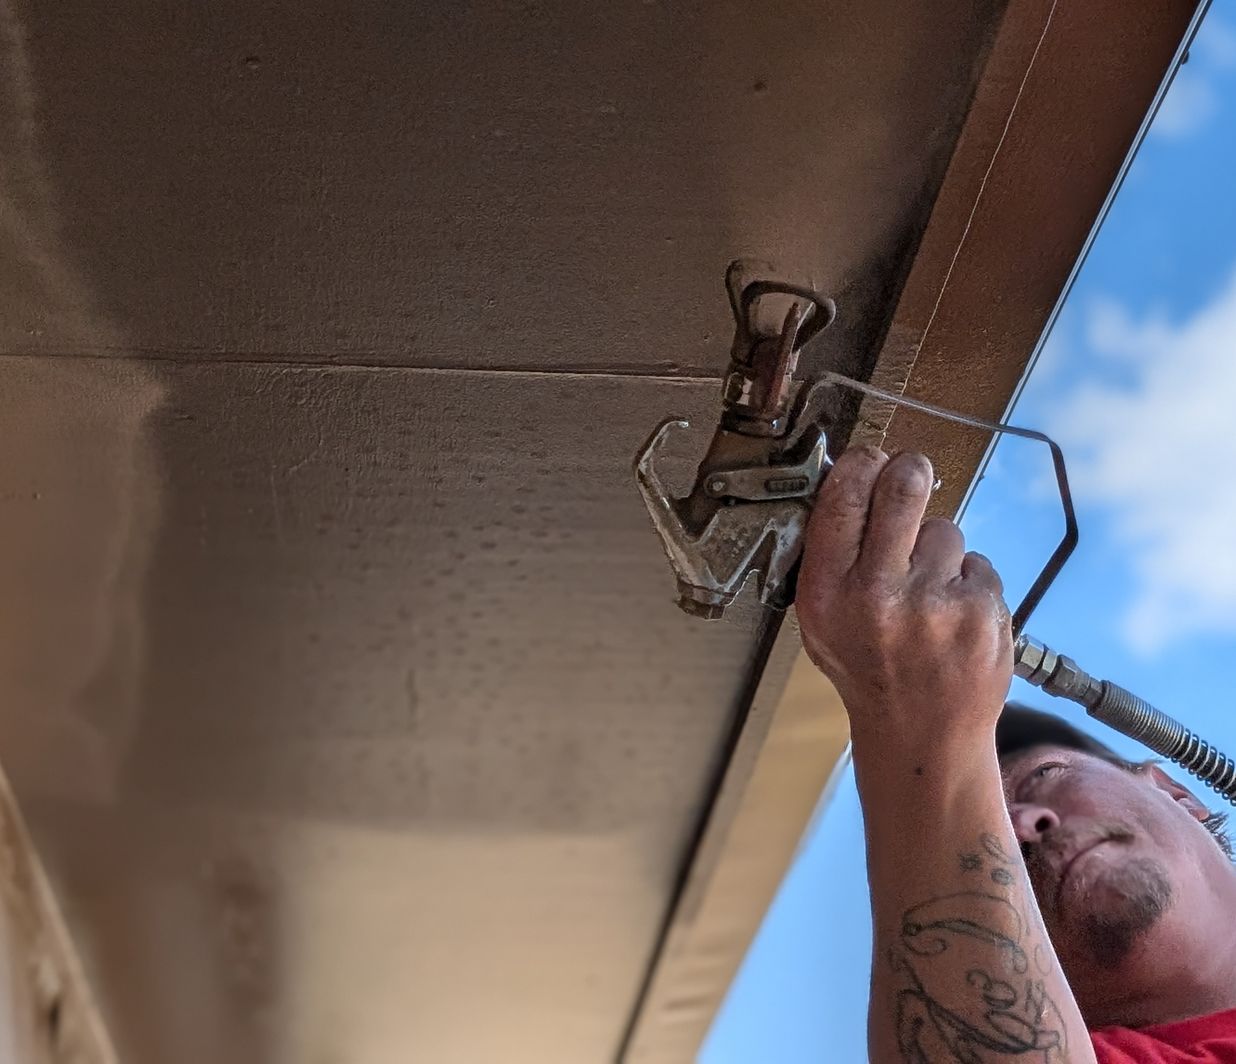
[1047,655,1090,702]
[1013,638,1045,679]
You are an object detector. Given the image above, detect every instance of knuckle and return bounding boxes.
[964,550,993,575]
[825,447,887,507]
[855,567,898,600]
[922,516,963,543]
[915,589,952,623]
[924,515,957,532]
[845,444,887,467]
[961,588,1007,628]
[964,550,1005,592]
[864,586,903,630]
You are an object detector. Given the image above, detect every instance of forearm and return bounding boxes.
[852,733,1096,1064]
[793,448,1090,1058]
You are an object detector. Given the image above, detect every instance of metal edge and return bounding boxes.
[0,761,118,1064]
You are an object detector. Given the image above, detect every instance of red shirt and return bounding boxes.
[1092,1008,1236,1061]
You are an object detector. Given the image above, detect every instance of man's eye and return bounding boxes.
[1013,762,1067,802]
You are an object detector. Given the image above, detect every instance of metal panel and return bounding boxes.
[2,0,1002,375]
[0,356,759,1063]
[876,0,1202,504]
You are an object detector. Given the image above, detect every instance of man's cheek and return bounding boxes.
[1023,862,1061,923]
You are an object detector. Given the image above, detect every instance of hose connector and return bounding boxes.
[1013,634,1102,706]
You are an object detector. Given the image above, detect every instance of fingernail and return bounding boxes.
[890,452,933,492]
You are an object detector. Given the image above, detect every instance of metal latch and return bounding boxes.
[633,261,836,618]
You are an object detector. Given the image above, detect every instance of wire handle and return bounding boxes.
[815,371,1078,635]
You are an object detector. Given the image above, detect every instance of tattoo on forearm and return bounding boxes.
[890,832,1067,1061]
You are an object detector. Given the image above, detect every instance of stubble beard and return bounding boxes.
[1027,833,1175,971]
[1075,855,1173,969]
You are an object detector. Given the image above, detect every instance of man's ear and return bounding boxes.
[1141,763,1211,823]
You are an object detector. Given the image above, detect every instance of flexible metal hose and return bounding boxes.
[1091,682,1236,802]
[1015,634,1236,806]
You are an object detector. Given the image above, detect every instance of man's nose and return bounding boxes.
[1009,803,1061,845]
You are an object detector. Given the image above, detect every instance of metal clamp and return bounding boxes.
[633,262,836,618]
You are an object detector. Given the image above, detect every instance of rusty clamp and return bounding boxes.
[634,261,837,618]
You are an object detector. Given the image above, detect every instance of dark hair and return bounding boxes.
[1202,810,1233,861]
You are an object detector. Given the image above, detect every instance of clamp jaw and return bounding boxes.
[634,261,837,619]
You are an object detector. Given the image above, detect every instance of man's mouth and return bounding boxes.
[1053,839,1112,914]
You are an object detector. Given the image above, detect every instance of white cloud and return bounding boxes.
[1047,270,1236,654]
[1152,68,1219,139]
[1029,317,1073,381]
[1196,15,1236,69]
[1086,297,1173,359]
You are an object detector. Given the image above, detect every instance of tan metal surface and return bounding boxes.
[623,643,849,1063]
[871,0,1202,507]
[0,0,1089,1061]
[0,0,1007,381]
[0,359,756,1064]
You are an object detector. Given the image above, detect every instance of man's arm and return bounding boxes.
[797,446,1096,1063]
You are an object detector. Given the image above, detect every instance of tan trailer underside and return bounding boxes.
[0,0,1195,1060]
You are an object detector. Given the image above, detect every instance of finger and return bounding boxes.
[857,452,933,581]
[961,550,1005,596]
[911,517,965,579]
[801,446,889,585]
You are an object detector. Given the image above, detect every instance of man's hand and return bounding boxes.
[798,448,1094,1064]
[797,446,1013,752]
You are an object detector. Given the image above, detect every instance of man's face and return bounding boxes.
[1001,745,1227,1003]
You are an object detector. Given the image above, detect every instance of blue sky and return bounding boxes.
[704,4,1236,1061]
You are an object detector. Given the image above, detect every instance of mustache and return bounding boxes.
[1022,823,1137,913]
